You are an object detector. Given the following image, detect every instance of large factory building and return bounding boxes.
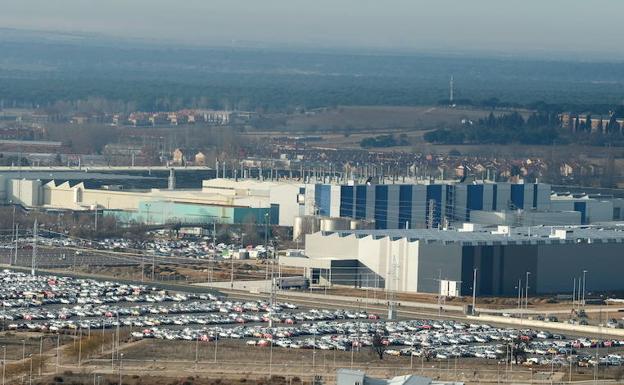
[281,225,624,296]
[303,182,551,229]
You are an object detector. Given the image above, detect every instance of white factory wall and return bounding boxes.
[305,232,359,260]
[9,179,41,207]
[268,184,302,227]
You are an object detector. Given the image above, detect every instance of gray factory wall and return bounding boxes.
[536,242,624,293]
[326,259,385,288]
[416,242,462,293]
[460,244,538,297]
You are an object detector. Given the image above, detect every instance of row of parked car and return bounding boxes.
[1,271,622,369]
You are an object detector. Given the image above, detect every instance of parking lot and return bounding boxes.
[0,269,623,374]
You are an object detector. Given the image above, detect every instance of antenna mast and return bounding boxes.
[449,75,454,105]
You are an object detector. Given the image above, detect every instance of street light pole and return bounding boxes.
[2,345,5,385]
[582,270,587,308]
[471,268,477,315]
[56,334,60,374]
[119,353,124,385]
[525,272,531,311]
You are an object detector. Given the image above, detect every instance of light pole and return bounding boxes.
[195,335,199,369]
[213,335,218,363]
[524,272,531,311]
[2,345,5,385]
[471,268,478,315]
[28,354,33,385]
[119,353,124,385]
[56,334,60,374]
[582,270,587,308]
[572,277,576,311]
[516,279,522,310]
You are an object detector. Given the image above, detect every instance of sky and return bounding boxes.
[1,0,623,56]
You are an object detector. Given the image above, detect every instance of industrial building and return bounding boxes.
[303,182,552,229]
[1,176,278,226]
[281,224,624,296]
[2,169,624,230]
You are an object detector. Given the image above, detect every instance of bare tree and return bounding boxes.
[371,332,387,360]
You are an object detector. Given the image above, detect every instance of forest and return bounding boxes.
[1,32,624,114]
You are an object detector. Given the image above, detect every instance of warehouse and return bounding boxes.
[283,225,624,296]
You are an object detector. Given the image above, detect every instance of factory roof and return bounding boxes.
[320,225,624,245]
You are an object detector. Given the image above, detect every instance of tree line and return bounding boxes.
[424,111,561,145]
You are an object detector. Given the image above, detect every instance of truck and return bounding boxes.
[274,276,309,290]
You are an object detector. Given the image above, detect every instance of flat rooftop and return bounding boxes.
[321,225,624,245]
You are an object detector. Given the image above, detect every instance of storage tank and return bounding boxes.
[349,219,374,230]
[292,215,321,241]
[320,217,351,232]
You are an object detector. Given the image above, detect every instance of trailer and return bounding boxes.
[274,276,309,290]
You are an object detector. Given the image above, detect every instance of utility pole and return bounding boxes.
[94,206,98,232]
[13,224,18,266]
[2,345,5,385]
[31,219,37,276]
[471,268,477,315]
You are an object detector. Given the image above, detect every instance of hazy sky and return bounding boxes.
[2,0,623,55]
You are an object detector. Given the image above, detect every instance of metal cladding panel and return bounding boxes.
[386,185,400,229]
[411,185,427,228]
[482,184,495,211]
[416,242,463,293]
[586,201,614,223]
[329,185,341,218]
[549,200,574,212]
[466,185,484,221]
[574,202,587,224]
[365,185,376,221]
[524,184,535,209]
[453,185,468,222]
[496,183,511,211]
[374,185,388,229]
[535,184,551,210]
[398,185,412,229]
[536,243,624,293]
[318,185,332,216]
[354,185,367,219]
[510,184,525,209]
[340,185,354,218]
[304,184,316,215]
